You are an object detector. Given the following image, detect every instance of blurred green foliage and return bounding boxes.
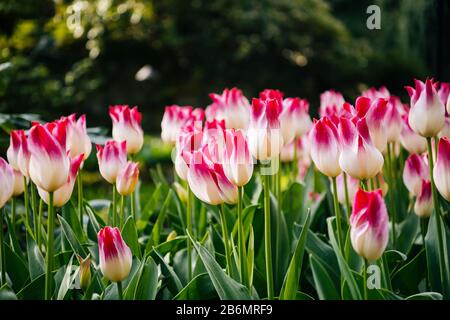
[0,0,447,133]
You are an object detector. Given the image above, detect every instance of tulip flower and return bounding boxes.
[335,173,359,205]
[356,97,388,152]
[350,188,389,261]
[405,79,445,137]
[414,180,433,218]
[161,105,204,145]
[403,154,429,196]
[174,124,203,180]
[247,98,283,161]
[116,161,139,196]
[0,157,14,209]
[98,226,132,284]
[96,140,128,184]
[319,89,345,118]
[64,114,92,159]
[259,88,284,103]
[110,105,144,154]
[438,82,450,115]
[37,154,84,207]
[12,169,25,197]
[309,117,341,178]
[361,86,390,100]
[338,117,384,180]
[28,122,70,193]
[7,130,21,170]
[385,96,403,143]
[433,137,450,201]
[222,129,254,187]
[399,115,427,154]
[205,87,251,129]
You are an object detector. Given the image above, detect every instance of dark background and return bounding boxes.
[1,0,449,133]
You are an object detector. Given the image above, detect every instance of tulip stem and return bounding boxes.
[263,171,274,300]
[0,207,6,286]
[117,281,123,300]
[37,199,43,250]
[426,137,448,296]
[11,197,16,232]
[187,186,193,281]
[45,191,55,300]
[343,173,351,220]
[237,186,247,288]
[332,177,344,253]
[120,195,125,228]
[131,190,136,221]
[363,259,368,300]
[386,144,397,248]
[369,178,375,191]
[31,183,38,237]
[78,170,83,226]
[220,204,233,277]
[112,184,117,227]
[23,176,30,234]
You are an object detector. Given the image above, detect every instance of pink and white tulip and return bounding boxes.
[110,105,144,154]
[405,79,445,137]
[174,124,203,180]
[403,153,429,196]
[399,115,427,154]
[222,129,254,187]
[64,114,92,159]
[7,130,21,170]
[309,117,341,178]
[335,173,359,205]
[361,86,390,100]
[98,226,132,282]
[161,105,204,145]
[355,97,388,152]
[12,169,25,197]
[96,140,127,184]
[338,117,384,180]
[281,97,312,143]
[438,82,450,115]
[37,154,84,207]
[414,180,433,218]
[350,188,389,261]
[28,122,70,192]
[385,96,403,143]
[116,161,139,196]
[205,88,250,130]
[0,157,14,208]
[319,90,345,118]
[433,137,450,201]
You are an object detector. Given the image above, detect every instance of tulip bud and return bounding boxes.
[350,189,389,261]
[0,157,14,208]
[173,182,188,203]
[64,114,92,160]
[319,90,345,118]
[399,115,427,154]
[166,230,177,242]
[335,173,359,205]
[403,154,429,196]
[96,140,127,184]
[338,117,384,180]
[222,129,254,187]
[12,169,25,197]
[28,123,70,192]
[38,154,84,207]
[433,137,450,201]
[14,130,30,178]
[405,79,445,137]
[309,117,341,178]
[385,96,403,143]
[161,105,203,145]
[357,97,388,153]
[98,226,132,282]
[7,130,21,170]
[414,180,433,218]
[116,161,139,196]
[110,105,144,154]
[205,88,251,130]
[77,254,91,292]
[286,98,312,138]
[247,98,283,160]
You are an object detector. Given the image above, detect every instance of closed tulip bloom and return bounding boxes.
[64,114,92,159]
[161,105,202,145]
[438,117,450,139]
[405,79,445,137]
[205,87,251,129]
[247,98,283,160]
[361,86,390,100]
[116,161,139,196]
[98,226,132,282]
[184,147,238,205]
[433,137,450,201]
[309,117,341,177]
[96,140,127,184]
[385,96,403,143]
[174,125,203,180]
[403,154,429,196]
[338,117,384,180]
[356,97,388,152]
[400,115,427,154]
[38,154,84,207]
[414,180,433,218]
[110,105,144,154]
[7,130,21,170]
[350,188,389,261]
[12,169,25,197]
[222,129,254,187]
[15,130,30,178]
[438,82,450,115]
[0,157,14,208]
[28,123,70,193]
[335,173,359,205]
[319,89,345,117]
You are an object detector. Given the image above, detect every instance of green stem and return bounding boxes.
[23,176,30,234]
[220,204,233,277]
[120,195,125,228]
[370,178,375,191]
[78,170,83,226]
[420,217,429,290]
[112,184,117,227]
[343,173,351,221]
[237,186,247,287]
[386,144,397,248]
[131,190,136,221]
[45,192,55,300]
[332,177,344,253]
[0,207,6,285]
[426,137,448,295]
[11,197,16,232]
[360,179,368,191]
[37,199,43,250]
[263,172,274,300]
[31,183,38,237]
[186,186,193,281]
[117,281,123,300]
[363,259,368,300]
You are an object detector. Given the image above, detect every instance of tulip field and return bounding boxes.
[1,80,450,301]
